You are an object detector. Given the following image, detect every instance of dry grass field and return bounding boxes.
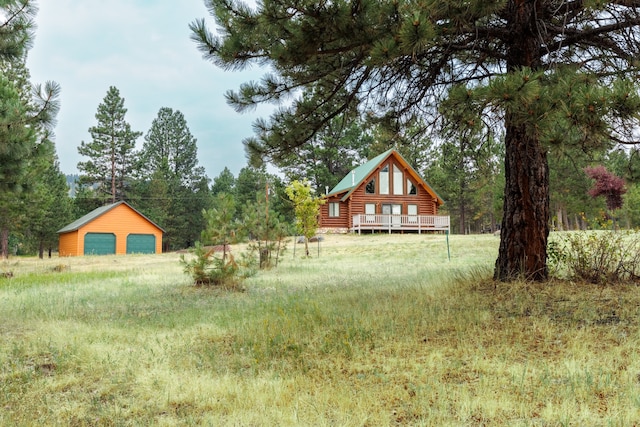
[1,233,640,426]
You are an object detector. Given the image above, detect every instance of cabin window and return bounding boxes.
[393,164,403,195]
[407,179,417,195]
[365,203,376,223]
[408,204,418,223]
[365,178,375,194]
[329,202,340,217]
[380,165,389,194]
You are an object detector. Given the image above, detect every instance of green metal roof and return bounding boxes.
[57,201,165,234]
[328,149,394,196]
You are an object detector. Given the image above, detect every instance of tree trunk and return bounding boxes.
[111,143,117,203]
[556,207,563,231]
[494,0,549,281]
[494,118,549,281]
[1,227,9,259]
[458,158,468,235]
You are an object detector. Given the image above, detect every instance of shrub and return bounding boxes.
[180,242,244,288]
[548,231,640,284]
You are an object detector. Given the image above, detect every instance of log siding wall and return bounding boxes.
[319,194,350,229]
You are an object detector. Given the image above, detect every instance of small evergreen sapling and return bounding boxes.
[240,192,289,269]
[180,193,242,287]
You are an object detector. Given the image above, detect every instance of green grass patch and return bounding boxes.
[1,234,640,425]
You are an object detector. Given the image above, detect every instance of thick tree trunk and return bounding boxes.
[494,0,549,281]
[494,118,549,281]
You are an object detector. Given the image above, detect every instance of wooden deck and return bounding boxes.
[351,214,450,234]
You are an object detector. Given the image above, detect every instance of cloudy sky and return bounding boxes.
[26,0,270,180]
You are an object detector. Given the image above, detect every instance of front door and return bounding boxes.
[382,204,402,227]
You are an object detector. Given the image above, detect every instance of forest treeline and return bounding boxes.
[5,79,640,258]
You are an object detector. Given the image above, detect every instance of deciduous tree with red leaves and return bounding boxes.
[584,166,627,212]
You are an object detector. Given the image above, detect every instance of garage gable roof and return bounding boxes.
[57,201,165,234]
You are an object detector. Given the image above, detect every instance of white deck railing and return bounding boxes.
[352,214,450,234]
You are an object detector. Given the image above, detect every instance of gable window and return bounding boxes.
[365,178,375,194]
[380,165,389,195]
[329,202,340,217]
[407,179,417,195]
[393,164,403,195]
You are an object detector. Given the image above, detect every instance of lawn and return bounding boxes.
[1,233,640,426]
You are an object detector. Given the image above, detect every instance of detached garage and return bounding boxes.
[58,201,164,256]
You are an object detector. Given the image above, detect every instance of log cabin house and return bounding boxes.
[318,149,449,233]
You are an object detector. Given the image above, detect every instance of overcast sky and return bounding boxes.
[26,0,270,180]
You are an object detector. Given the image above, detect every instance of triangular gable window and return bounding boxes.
[366,178,375,194]
[407,179,417,195]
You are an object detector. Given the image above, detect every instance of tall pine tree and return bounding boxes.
[210,166,236,198]
[135,107,209,250]
[0,73,36,257]
[192,0,640,281]
[0,1,61,257]
[78,86,141,204]
[23,140,73,258]
[139,107,205,185]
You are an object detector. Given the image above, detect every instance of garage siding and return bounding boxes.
[58,232,78,257]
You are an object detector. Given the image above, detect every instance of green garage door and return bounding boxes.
[84,233,116,255]
[126,234,156,254]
